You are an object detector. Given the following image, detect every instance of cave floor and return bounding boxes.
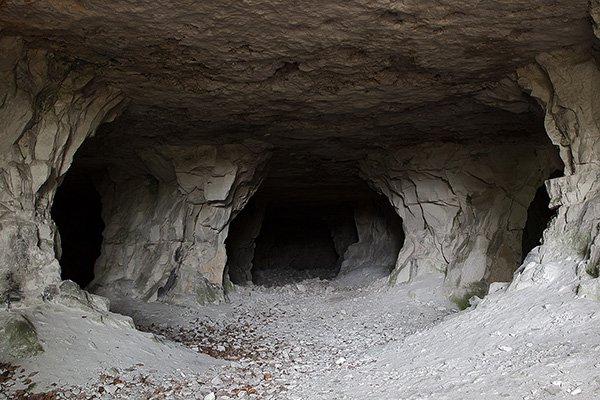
[4,265,600,399]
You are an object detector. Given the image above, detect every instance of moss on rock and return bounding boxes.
[1,315,44,359]
[450,281,488,311]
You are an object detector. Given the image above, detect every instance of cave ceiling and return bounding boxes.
[0,0,594,196]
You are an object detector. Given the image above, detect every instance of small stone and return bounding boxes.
[104,384,117,395]
[335,357,346,365]
[204,393,216,400]
[498,346,513,352]
[571,388,582,395]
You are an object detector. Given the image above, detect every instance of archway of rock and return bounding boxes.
[225,174,405,287]
[51,169,105,289]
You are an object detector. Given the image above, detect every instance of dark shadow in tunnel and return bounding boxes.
[225,193,405,287]
[51,170,105,288]
[251,203,356,286]
[521,170,562,261]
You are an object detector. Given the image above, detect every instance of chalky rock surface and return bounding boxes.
[0,0,598,318]
[517,45,600,298]
[361,141,561,298]
[0,36,125,303]
[89,143,270,303]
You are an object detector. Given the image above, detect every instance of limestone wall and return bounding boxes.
[361,142,560,299]
[517,45,600,298]
[89,143,270,303]
[338,199,404,276]
[0,36,126,304]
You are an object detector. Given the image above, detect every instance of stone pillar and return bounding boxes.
[361,142,559,299]
[517,45,600,297]
[90,142,270,303]
[0,36,126,305]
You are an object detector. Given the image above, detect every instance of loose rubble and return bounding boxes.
[3,266,600,399]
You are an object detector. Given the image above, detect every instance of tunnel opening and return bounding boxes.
[251,203,355,286]
[521,170,562,261]
[51,169,105,288]
[225,169,405,287]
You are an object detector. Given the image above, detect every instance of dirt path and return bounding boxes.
[112,275,454,399]
[5,263,600,399]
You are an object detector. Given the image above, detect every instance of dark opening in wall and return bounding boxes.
[521,170,562,261]
[251,203,357,286]
[51,171,105,288]
[225,188,405,287]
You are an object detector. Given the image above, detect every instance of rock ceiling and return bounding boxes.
[0,0,594,197]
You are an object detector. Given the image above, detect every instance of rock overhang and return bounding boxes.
[0,0,593,149]
[1,0,599,304]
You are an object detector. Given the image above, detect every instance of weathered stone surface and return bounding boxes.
[0,0,591,145]
[339,199,404,276]
[0,1,598,305]
[42,280,111,312]
[361,141,561,296]
[0,36,126,304]
[225,201,266,285]
[517,46,600,295]
[89,143,270,303]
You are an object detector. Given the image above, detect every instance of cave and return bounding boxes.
[225,179,405,287]
[0,0,596,320]
[3,1,600,397]
[51,169,105,289]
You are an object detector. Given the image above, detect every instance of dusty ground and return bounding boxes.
[2,260,600,399]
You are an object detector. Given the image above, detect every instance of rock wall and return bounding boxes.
[89,143,270,303]
[0,36,125,304]
[361,141,561,299]
[338,199,404,276]
[517,45,600,298]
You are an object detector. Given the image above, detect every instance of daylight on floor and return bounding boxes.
[2,1,600,399]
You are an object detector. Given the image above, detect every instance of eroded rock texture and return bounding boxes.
[89,143,270,303]
[361,141,561,299]
[0,0,598,306]
[0,36,125,303]
[517,45,600,298]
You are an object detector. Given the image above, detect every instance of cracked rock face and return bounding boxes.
[0,1,599,305]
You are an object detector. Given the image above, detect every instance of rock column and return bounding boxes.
[0,36,125,304]
[90,142,270,303]
[361,142,559,300]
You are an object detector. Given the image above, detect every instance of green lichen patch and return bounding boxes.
[450,281,488,311]
[3,315,44,359]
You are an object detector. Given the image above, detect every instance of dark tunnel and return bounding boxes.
[51,170,105,288]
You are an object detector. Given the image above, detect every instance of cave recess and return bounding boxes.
[1,0,600,307]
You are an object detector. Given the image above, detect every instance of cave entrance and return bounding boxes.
[521,170,562,261]
[51,170,105,288]
[225,175,405,287]
[251,203,355,286]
